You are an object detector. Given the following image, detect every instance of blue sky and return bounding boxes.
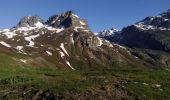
[0,0,170,32]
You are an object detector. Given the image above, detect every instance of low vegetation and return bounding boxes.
[0,53,170,100]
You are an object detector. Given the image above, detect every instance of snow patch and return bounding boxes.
[25,34,40,47]
[65,60,75,70]
[142,83,149,86]
[74,26,84,32]
[17,22,44,32]
[17,27,37,32]
[44,26,64,33]
[104,40,113,47]
[56,48,75,70]
[34,22,44,28]
[2,31,17,39]
[16,46,23,51]
[16,23,65,33]
[14,46,27,55]
[135,23,170,31]
[97,37,103,46]
[155,84,161,88]
[114,43,126,49]
[46,51,52,56]
[72,13,79,18]
[164,18,169,21]
[70,34,74,44]
[135,24,155,30]
[83,30,90,32]
[60,43,69,56]
[20,59,27,63]
[0,41,11,48]
[80,21,86,25]
[57,48,65,59]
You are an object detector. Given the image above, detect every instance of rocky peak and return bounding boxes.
[16,15,44,28]
[46,11,90,30]
[97,27,119,38]
[161,9,170,19]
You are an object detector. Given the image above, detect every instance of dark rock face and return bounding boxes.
[104,9,170,68]
[108,9,170,52]
[100,9,170,45]
[16,15,44,27]
[119,26,165,50]
[119,26,170,67]
[46,11,89,29]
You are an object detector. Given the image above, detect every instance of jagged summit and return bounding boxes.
[0,10,142,71]
[46,11,89,29]
[16,15,44,28]
[97,28,119,38]
[96,27,121,45]
[12,11,91,33]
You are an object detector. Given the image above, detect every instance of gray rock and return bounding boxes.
[16,15,44,27]
[46,11,90,30]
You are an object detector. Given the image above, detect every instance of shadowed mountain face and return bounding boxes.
[119,9,170,52]
[0,11,147,70]
[101,9,170,67]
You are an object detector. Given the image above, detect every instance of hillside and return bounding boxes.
[0,10,170,99]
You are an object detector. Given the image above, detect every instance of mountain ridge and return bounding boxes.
[1,9,170,69]
[1,9,170,100]
[0,10,146,70]
[100,9,170,68]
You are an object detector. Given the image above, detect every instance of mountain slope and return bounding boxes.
[105,9,170,67]
[0,11,146,70]
[1,10,170,100]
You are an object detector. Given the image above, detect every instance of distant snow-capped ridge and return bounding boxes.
[134,9,170,30]
[97,28,120,38]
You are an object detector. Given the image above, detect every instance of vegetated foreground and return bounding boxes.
[0,52,170,100]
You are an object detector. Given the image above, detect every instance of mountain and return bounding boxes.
[16,15,44,28]
[97,28,122,44]
[0,11,146,71]
[97,28,119,37]
[1,10,170,100]
[46,11,90,30]
[134,9,170,30]
[104,9,170,67]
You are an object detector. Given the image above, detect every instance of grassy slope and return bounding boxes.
[0,52,170,99]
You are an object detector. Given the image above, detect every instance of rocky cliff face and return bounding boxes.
[0,11,146,70]
[16,15,44,28]
[46,11,90,30]
[101,9,170,68]
[119,9,170,52]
